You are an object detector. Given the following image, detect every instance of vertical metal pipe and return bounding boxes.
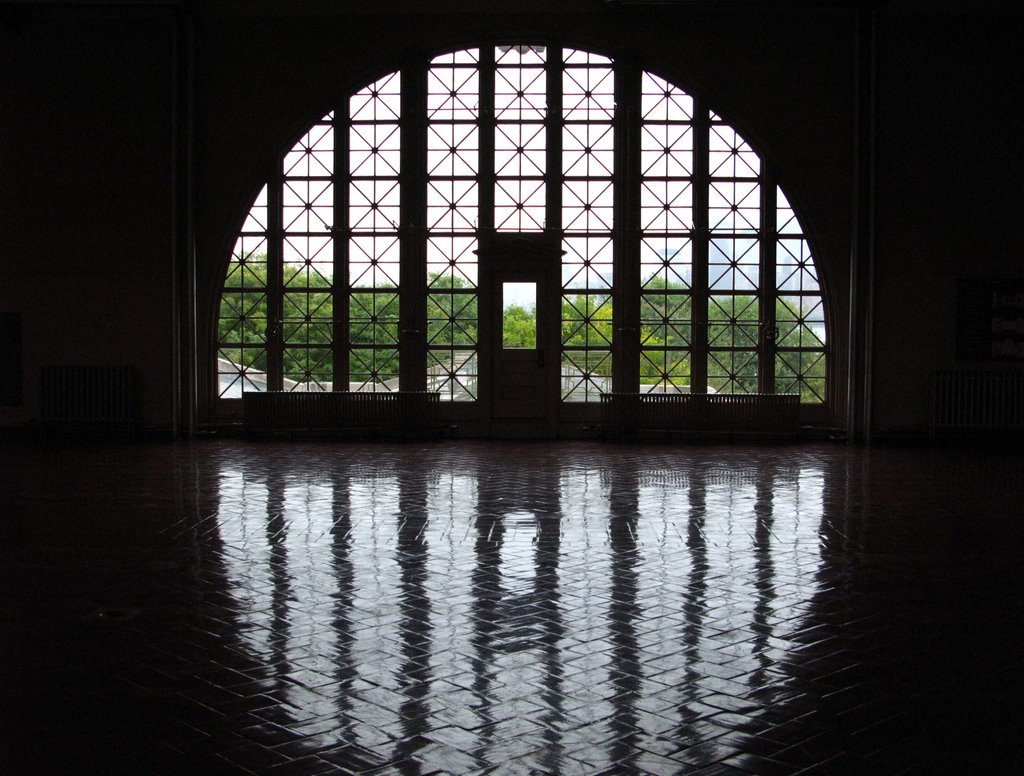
[848,2,877,442]
[169,3,196,439]
[847,7,861,441]
[183,8,197,438]
[863,5,877,444]
[169,6,181,438]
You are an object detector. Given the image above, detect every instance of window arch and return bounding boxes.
[215,45,828,414]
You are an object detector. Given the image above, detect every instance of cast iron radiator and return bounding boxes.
[931,370,1024,436]
[39,365,138,432]
[600,393,800,439]
[244,391,441,437]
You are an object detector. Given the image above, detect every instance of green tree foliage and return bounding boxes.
[427,272,478,347]
[502,303,537,348]
[218,255,270,374]
[639,276,691,385]
[218,257,826,400]
[560,293,613,376]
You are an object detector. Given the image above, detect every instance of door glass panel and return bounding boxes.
[502,282,537,348]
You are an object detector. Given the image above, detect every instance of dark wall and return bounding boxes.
[873,6,1024,432]
[0,6,174,428]
[1,0,1021,436]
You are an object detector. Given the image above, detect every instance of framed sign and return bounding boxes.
[957,278,1024,362]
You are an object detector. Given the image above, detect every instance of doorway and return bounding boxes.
[485,235,560,437]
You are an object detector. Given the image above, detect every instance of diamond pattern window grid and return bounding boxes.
[641,237,692,291]
[639,74,695,397]
[425,232,479,401]
[709,122,761,179]
[640,349,692,393]
[709,349,760,395]
[495,51,546,121]
[239,184,269,232]
[428,56,481,400]
[561,51,615,401]
[562,236,613,291]
[349,72,401,121]
[218,205,270,395]
[348,75,402,392]
[641,72,694,122]
[427,57,480,122]
[708,293,760,396]
[710,237,760,293]
[774,187,826,402]
[562,58,614,121]
[216,48,829,407]
[705,119,761,397]
[349,122,401,178]
[281,130,336,388]
[495,47,547,234]
[283,122,334,179]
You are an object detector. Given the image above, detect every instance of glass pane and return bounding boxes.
[561,350,611,401]
[708,350,758,395]
[503,282,536,348]
[428,350,478,401]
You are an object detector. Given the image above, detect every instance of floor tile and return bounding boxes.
[1,439,1021,774]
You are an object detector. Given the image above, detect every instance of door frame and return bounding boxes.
[480,233,562,438]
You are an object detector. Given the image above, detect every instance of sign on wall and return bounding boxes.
[957,278,1024,361]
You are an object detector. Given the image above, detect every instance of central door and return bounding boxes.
[486,235,560,437]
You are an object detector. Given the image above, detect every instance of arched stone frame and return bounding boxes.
[205,41,838,434]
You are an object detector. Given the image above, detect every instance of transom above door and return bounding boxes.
[215,44,830,435]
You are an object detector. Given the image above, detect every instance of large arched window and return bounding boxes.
[215,45,827,421]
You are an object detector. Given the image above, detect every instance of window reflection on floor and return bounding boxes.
[209,444,826,772]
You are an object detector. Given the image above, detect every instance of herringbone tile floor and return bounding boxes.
[1,440,1021,774]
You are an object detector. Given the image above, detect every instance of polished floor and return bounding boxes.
[1,439,1021,775]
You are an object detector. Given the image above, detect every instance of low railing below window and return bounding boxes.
[600,392,800,440]
[244,391,441,439]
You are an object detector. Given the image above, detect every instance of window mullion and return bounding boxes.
[692,98,710,394]
[546,47,565,406]
[334,109,349,391]
[475,47,496,409]
[614,57,641,394]
[545,47,562,234]
[479,47,496,233]
[759,168,778,394]
[401,64,428,391]
[267,174,284,391]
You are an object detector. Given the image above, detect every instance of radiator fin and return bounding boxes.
[244,391,440,438]
[601,393,800,439]
[931,371,1024,435]
[40,366,138,432]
